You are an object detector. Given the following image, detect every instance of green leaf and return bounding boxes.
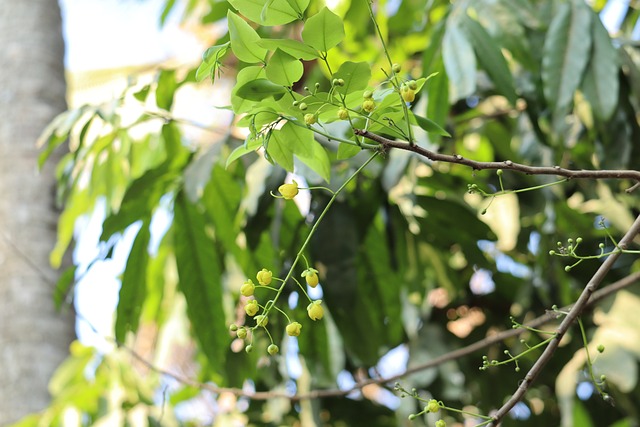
[227,11,267,63]
[462,15,517,105]
[226,135,262,168]
[411,113,451,137]
[257,39,319,60]
[442,22,476,102]
[100,163,177,241]
[267,122,331,181]
[337,143,361,160]
[156,69,178,110]
[54,266,76,310]
[195,42,231,82]
[302,7,345,52]
[228,0,299,25]
[426,62,450,135]
[235,78,287,101]
[265,49,304,86]
[542,1,592,111]
[231,66,266,114]
[115,223,150,342]
[284,0,309,16]
[174,192,226,369]
[332,61,371,95]
[581,15,619,121]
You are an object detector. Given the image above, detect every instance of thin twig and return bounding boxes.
[112,270,640,402]
[354,130,640,190]
[489,214,640,426]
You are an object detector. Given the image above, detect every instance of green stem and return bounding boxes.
[260,152,380,319]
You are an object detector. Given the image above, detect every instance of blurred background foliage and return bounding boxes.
[21,0,640,425]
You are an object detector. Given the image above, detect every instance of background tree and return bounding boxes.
[0,0,75,424]
[21,0,640,426]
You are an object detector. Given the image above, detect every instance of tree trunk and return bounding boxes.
[0,1,75,424]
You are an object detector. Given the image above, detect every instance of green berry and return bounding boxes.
[597,344,605,353]
[229,324,238,332]
[363,90,373,99]
[299,102,308,111]
[245,344,253,353]
[408,80,417,90]
[392,63,401,73]
[237,328,247,339]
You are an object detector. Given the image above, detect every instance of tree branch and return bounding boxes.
[354,130,640,191]
[112,270,640,402]
[489,214,640,426]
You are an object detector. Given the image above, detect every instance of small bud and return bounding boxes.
[597,344,605,353]
[408,414,416,421]
[244,299,259,316]
[256,269,273,286]
[229,324,238,332]
[392,63,401,73]
[362,99,376,113]
[576,237,583,243]
[245,344,253,353]
[497,169,503,176]
[255,314,269,327]
[549,250,556,255]
[599,243,605,249]
[302,268,320,288]
[564,265,572,272]
[407,80,418,90]
[298,102,308,111]
[337,107,349,120]
[337,78,345,86]
[426,399,439,413]
[307,300,324,321]
[315,82,320,89]
[278,181,299,200]
[237,328,247,339]
[363,90,373,99]
[267,344,279,355]
[292,101,299,106]
[286,321,302,337]
[304,113,317,125]
[401,85,415,103]
[600,374,607,382]
[332,78,339,86]
[241,279,255,297]
[435,420,446,427]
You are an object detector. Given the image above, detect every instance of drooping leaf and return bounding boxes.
[411,112,451,137]
[174,192,226,370]
[257,38,319,60]
[227,11,267,63]
[228,0,299,25]
[265,49,304,86]
[226,135,263,168]
[115,223,150,342]
[581,15,619,121]
[541,1,592,111]
[442,21,476,102]
[231,66,267,114]
[462,15,517,105]
[302,7,345,52]
[54,266,76,310]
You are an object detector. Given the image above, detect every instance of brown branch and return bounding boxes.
[489,214,640,426]
[112,270,640,402]
[354,130,640,191]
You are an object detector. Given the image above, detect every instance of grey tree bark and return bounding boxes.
[0,1,75,424]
